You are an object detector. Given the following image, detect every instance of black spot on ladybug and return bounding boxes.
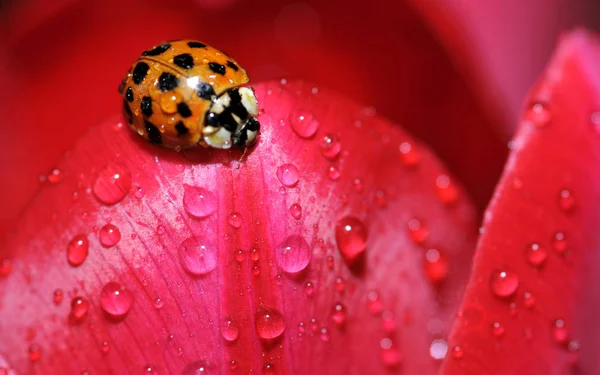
[226,61,239,71]
[175,121,189,135]
[246,117,260,131]
[187,41,206,48]
[208,62,226,75]
[142,43,171,56]
[195,82,215,100]
[177,102,192,118]
[233,129,247,147]
[126,87,134,102]
[158,72,179,92]
[145,121,162,144]
[141,96,153,116]
[173,53,194,69]
[132,62,150,84]
[228,89,248,119]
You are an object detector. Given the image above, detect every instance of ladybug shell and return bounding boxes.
[119,40,250,149]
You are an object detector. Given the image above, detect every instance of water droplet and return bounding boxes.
[222,315,239,342]
[319,327,330,342]
[352,178,363,193]
[100,282,133,318]
[92,165,131,205]
[183,185,217,219]
[276,235,311,273]
[234,249,246,263]
[335,216,368,264]
[335,277,345,293]
[67,234,89,267]
[523,291,536,309]
[228,212,242,229]
[250,248,260,261]
[553,232,567,254]
[526,243,547,267]
[263,363,275,375]
[435,174,458,204]
[53,289,64,305]
[490,269,519,298]
[101,341,110,354]
[70,296,90,323]
[276,164,299,187]
[559,189,575,212]
[524,102,551,128]
[374,189,387,208]
[380,338,401,367]
[28,344,41,362]
[399,141,420,167]
[327,166,341,180]
[424,248,448,283]
[451,345,463,359]
[0,259,12,277]
[492,321,505,337]
[429,339,448,360]
[304,281,314,296]
[179,237,217,275]
[156,225,166,235]
[134,186,145,199]
[99,224,121,248]
[591,111,600,132]
[289,203,302,220]
[320,134,341,159]
[229,360,238,370]
[331,303,346,327]
[552,319,569,344]
[367,291,382,315]
[182,360,212,374]
[382,311,397,332]
[47,168,62,184]
[408,219,428,244]
[289,110,319,138]
[255,304,285,340]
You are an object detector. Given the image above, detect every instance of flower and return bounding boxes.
[0,0,597,374]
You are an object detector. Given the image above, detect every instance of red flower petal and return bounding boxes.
[442,29,600,374]
[0,80,477,374]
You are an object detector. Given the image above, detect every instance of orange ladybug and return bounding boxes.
[119,40,260,150]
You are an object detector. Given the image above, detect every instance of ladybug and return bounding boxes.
[119,40,260,150]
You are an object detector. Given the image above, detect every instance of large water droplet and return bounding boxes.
[276,164,299,187]
[524,102,551,128]
[424,249,448,283]
[320,134,341,159]
[335,216,368,264]
[70,296,90,323]
[100,282,133,318]
[227,212,242,229]
[526,243,547,268]
[289,110,319,138]
[222,315,239,342]
[183,185,217,219]
[99,224,121,248]
[92,165,131,205]
[490,269,519,298]
[67,234,89,267]
[276,235,311,273]
[255,304,285,340]
[179,237,217,275]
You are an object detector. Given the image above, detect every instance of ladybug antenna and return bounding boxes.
[237,147,249,166]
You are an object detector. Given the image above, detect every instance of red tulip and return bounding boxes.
[0,0,597,374]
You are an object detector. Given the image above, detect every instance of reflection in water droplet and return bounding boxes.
[429,339,448,360]
[276,235,311,273]
[92,165,131,205]
[490,269,519,298]
[179,237,217,275]
[320,134,341,159]
[335,216,368,264]
[183,185,217,219]
[101,341,110,354]
[526,243,547,267]
[289,109,319,138]
[228,212,242,229]
[100,282,133,318]
[222,315,239,342]
[335,277,345,293]
[263,363,275,375]
[277,164,299,187]
[320,327,330,342]
[67,234,89,267]
[154,297,164,309]
[255,304,285,340]
[99,224,121,248]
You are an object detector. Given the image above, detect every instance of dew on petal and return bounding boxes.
[526,243,547,268]
[553,232,567,254]
[156,225,166,235]
[99,224,121,248]
[331,303,347,327]
[335,216,368,264]
[424,248,448,283]
[435,174,458,204]
[262,363,275,375]
[179,237,217,276]
[101,341,110,354]
[222,316,239,342]
[492,321,505,337]
[304,281,314,297]
[399,141,420,167]
[70,296,90,323]
[382,310,397,332]
[558,189,575,212]
[319,327,330,342]
[408,218,428,244]
[276,235,311,273]
[367,291,383,315]
[182,360,212,374]
[320,134,341,159]
[277,164,300,187]
[490,269,519,298]
[28,344,41,362]
[380,338,401,367]
[53,289,64,305]
[255,304,285,340]
[429,339,448,360]
[327,166,341,180]
[47,168,62,184]
[523,291,536,309]
[0,259,12,277]
[524,102,551,128]
[289,109,319,138]
[552,319,569,344]
[289,203,302,220]
[374,189,387,208]
[250,248,260,261]
[451,345,463,359]
[335,277,345,293]
[234,249,246,263]
[591,111,600,132]
[228,212,242,229]
[183,184,217,219]
[67,234,89,267]
[92,164,131,205]
[100,282,133,318]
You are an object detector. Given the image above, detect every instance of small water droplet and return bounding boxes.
[28,343,41,362]
[276,235,311,273]
[92,165,131,205]
[367,291,382,315]
[490,269,519,298]
[552,319,569,344]
[553,232,567,254]
[70,296,90,323]
[399,142,420,167]
[382,311,397,332]
[335,216,368,264]
[250,248,260,261]
[331,303,346,327]
[374,189,387,208]
[429,339,448,360]
[154,297,164,309]
[255,304,285,340]
[523,291,536,309]
[183,185,217,219]
[99,224,121,248]
[559,189,575,212]
[335,277,345,293]
[101,341,110,354]
[182,360,212,375]
[289,203,302,220]
[304,281,314,296]
[53,289,64,305]
[156,225,166,235]
[380,338,401,367]
[179,237,217,275]
[451,345,463,359]
[100,282,133,318]
[352,178,363,193]
[67,234,89,267]
[234,249,246,263]
[262,363,275,375]
[228,212,242,229]
[408,219,428,244]
[327,166,341,180]
[289,110,319,138]
[524,102,551,128]
[492,321,505,337]
[435,174,458,204]
[591,111,600,132]
[319,327,330,342]
[134,186,145,199]
[424,248,448,283]
[47,168,62,184]
[222,315,239,342]
[526,243,547,267]
[320,134,341,159]
[0,258,12,277]
[276,164,299,187]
